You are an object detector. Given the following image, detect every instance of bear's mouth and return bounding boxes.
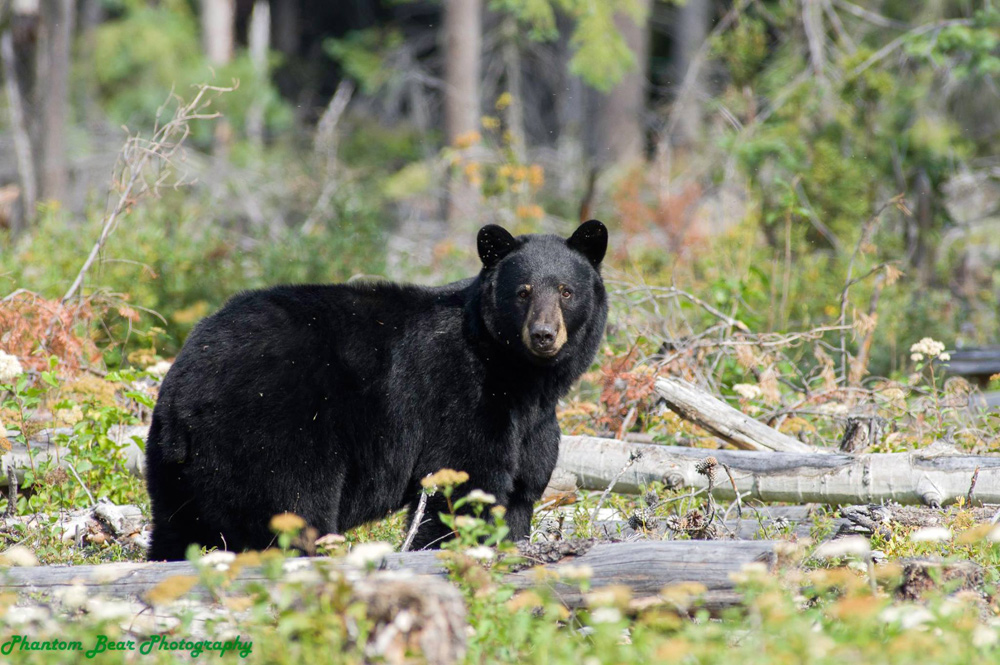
[529,345,561,359]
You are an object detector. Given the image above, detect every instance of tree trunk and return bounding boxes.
[246,0,270,146]
[201,0,235,152]
[442,0,482,225]
[500,13,525,161]
[201,0,235,67]
[555,436,1000,506]
[590,0,651,166]
[37,0,73,205]
[555,15,586,201]
[655,377,821,453]
[77,0,105,126]
[0,29,36,230]
[270,0,300,56]
[671,0,710,146]
[443,0,481,145]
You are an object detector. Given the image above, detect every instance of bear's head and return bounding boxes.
[477,220,608,364]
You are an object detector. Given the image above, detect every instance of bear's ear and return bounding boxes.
[478,224,519,268]
[567,220,608,268]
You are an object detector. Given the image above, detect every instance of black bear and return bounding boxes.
[145,220,608,560]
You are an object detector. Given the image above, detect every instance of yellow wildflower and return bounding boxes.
[453,130,481,149]
[421,468,469,490]
[269,512,306,533]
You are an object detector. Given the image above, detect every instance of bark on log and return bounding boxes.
[0,541,775,611]
[557,436,1000,506]
[654,377,821,453]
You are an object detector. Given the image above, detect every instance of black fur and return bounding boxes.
[145,221,608,560]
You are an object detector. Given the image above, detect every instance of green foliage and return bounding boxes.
[90,1,204,128]
[323,28,404,94]
[0,361,147,515]
[491,0,649,92]
[907,9,1000,78]
[90,1,291,141]
[3,180,385,360]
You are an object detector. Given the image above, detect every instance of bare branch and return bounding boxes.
[62,84,234,304]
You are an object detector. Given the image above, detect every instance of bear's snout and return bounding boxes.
[530,323,557,351]
[521,295,568,358]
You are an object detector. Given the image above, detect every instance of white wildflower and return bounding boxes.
[55,584,88,610]
[0,351,23,383]
[909,527,952,543]
[0,545,38,567]
[973,625,999,648]
[4,606,48,625]
[345,542,393,568]
[466,489,497,504]
[911,353,924,362]
[559,564,594,581]
[987,525,1000,543]
[85,599,134,621]
[589,607,623,624]
[282,559,313,573]
[728,561,771,584]
[733,383,762,400]
[0,422,6,439]
[464,546,495,561]
[55,405,84,427]
[199,550,236,571]
[812,536,871,559]
[938,352,950,362]
[909,338,946,360]
[880,604,935,630]
[454,515,479,529]
[147,360,172,378]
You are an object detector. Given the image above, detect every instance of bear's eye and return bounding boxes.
[560,286,573,299]
[517,286,531,300]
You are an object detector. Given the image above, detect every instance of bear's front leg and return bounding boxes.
[506,415,562,541]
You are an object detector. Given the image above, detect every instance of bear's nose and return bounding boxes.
[530,325,556,348]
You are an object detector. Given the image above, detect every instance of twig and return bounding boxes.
[822,0,856,53]
[302,79,355,236]
[967,466,980,507]
[850,18,974,77]
[607,282,750,332]
[832,0,907,29]
[5,464,17,517]
[401,491,429,553]
[62,83,232,303]
[590,451,643,534]
[802,0,827,77]
[721,463,742,519]
[663,0,749,139]
[793,180,843,253]
[837,198,898,382]
[65,461,96,508]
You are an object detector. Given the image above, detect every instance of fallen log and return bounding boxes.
[10,568,468,665]
[557,437,1000,506]
[543,505,843,542]
[0,540,775,611]
[654,376,821,453]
